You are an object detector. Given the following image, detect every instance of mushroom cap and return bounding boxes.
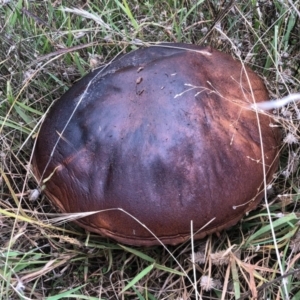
[33,43,280,246]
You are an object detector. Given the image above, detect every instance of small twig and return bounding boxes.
[238,268,300,300]
[21,8,53,29]
[27,42,99,68]
[198,0,235,44]
[184,20,211,32]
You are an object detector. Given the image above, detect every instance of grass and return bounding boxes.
[0,0,300,299]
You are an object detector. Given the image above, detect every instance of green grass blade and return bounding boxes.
[0,119,32,134]
[119,245,185,275]
[121,263,154,294]
[231,258,240,299]
[154,264,185,276]
[115,0,138,30]
[46,285,87,300]
[131,286,145,300]
[16,101,44,115]
[119,245,155,263]
[245,213,298,246]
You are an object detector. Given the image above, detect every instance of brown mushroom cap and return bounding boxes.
[33,43,280,246]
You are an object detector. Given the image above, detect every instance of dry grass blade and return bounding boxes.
[20,254,76,283]
[60,7,112,30]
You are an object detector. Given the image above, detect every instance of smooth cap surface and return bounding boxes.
[33,43,280,246]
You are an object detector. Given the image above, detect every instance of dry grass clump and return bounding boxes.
[1,0,300,299]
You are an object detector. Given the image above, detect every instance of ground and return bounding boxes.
[0,1,300,299]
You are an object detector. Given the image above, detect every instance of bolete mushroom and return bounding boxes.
[33,43,280,246]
